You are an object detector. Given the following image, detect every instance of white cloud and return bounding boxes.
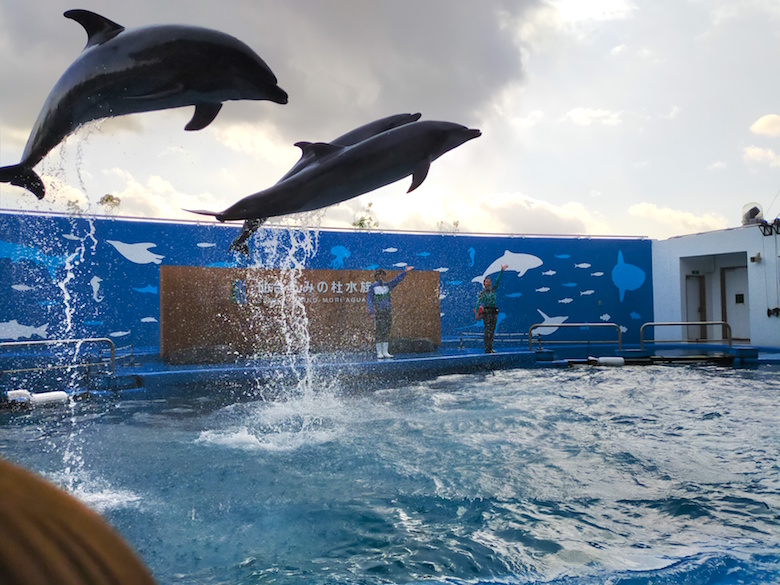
[660,106,682,120]
[513,110,546,128]
[628,202,728,238]
[635,47,659,62]
[313,189,614,237]
[707,161,727,171]
[750,114,780,137]
[214,123,292,166]
[562,107,623,126]
[743,145,780,167]
[610,44,626,56]
[551,0,637,24]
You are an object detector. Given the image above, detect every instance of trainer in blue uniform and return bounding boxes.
[367,266,414,359]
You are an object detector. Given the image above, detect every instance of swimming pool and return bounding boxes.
[1,364,779,584]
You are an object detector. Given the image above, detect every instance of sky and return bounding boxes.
[2,0,780,240]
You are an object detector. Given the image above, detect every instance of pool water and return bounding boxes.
[1,364,779,584]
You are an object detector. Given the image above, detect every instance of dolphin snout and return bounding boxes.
[270,86,289,104]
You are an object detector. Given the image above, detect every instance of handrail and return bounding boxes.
[528,322,622,351]
[639,321,732,350]
[458,331,528,349]
[0,337,116,375]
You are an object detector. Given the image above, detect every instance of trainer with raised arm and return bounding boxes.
[367,266,414,359]
[475,264,508,353]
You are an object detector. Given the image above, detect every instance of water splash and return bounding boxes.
[243,213,324,399]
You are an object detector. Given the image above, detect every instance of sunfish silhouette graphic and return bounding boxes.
[611,251,646,302]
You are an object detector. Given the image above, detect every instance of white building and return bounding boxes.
[652,223,780,349]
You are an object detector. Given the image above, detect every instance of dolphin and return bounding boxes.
[189,119,481,254]
[227,113,422,254]
[0,457,156,585]
[0,9,288,200]
[280,112,422,182]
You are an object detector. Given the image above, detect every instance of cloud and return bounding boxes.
[512,110,546,128]
[551,0,637,24]
[213,122,293,167]
[750,114,780,137]
[562,108,623,126]
[0,0,540,149]
[628,202,727,237]
[660,106,682,120]
[743,145,780,167]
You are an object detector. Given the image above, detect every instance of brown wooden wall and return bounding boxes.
[159,267,440,362]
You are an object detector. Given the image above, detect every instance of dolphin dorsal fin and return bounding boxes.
[64,9,125,49]
[295,142,343,158]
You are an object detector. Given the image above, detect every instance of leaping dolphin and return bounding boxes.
[228,113,422,254]
[189,119,481,255]
[279,112,422,183]
[0,9,288,200]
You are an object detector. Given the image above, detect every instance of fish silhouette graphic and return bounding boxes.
[611,251,646,302]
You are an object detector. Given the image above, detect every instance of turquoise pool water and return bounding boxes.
[1,364,779,584]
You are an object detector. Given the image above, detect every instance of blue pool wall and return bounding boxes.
[0,211,654,354]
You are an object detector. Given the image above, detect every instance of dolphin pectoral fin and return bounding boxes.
[0,164,45,199]
[185,103,224,131]
[408,160,431,193]
[64,9,125,48]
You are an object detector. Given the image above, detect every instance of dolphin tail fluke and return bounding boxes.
[183,208,225,221]
[229,217,267,256]
[0,165,45,199]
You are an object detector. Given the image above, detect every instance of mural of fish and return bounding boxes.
[612,251,646,302]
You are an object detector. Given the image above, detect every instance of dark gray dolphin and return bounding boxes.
[279,112,422,183]
[226,113,422,253]
[187,120,481,254]
[0,9,288,200]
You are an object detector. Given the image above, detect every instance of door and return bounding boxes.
[722,267,750,341]
[685,275,706,340]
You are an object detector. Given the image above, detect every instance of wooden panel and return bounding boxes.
[160,267,440,362]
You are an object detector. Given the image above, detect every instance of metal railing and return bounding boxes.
[458,331,528,350]
[639,321,732,350]
[528,322,623,351]
[0,338,116,376]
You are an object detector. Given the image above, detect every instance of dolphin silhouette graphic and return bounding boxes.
[0,9,287,200]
